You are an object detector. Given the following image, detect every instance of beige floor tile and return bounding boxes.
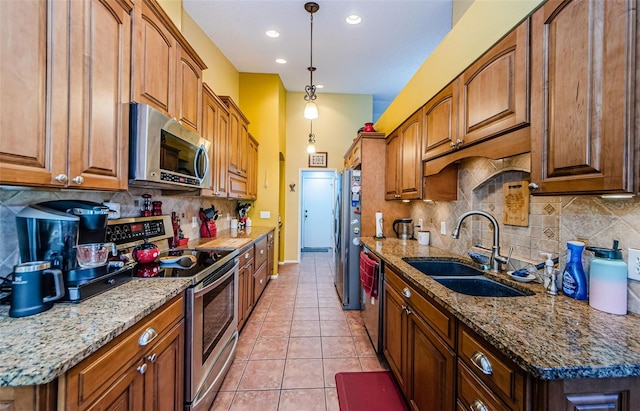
[290,320,321,337]
[259,321,292,337]
[359,356,389,372]
[229,390,280,411]
[287,336,322,358]
[353,335,377,357]
[282,358,325,389]
[264,309,294,322]
[294,297,319,308]
[220,360,247,392]
[234,336,256,361]
[320,320,352,337]
[292,307,320,321]
[278,389,326,411]
[325,388,340,411]
[250,336,289,360]
[319,307,347,321]
[347,318,368,336]
[237,360,285,390]
[318,296,341,308]
[211,391,234,411]
[322,358,362,388]
[239,321,262,340]
[321,336,357,358]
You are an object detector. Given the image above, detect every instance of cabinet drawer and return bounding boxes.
[254,236,267,268]
[458,361,509,411]
[253,261,268,301]
[385,266,456,347]
[67,295,184,408]
[240,245,254,267]
[458,325,525,410]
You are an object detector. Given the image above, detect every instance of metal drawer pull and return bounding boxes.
[147,353,157,363]
[470,399,489,411]
[402,287,411,298]
[471,351,493,375]
[245,253,250,259]
[260,279,263,284]
[260,250,264,255]
[138,327,158,346]
[137,363,147,374]
[55,174,68,183]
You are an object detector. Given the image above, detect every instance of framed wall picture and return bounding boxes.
[308,152,328,168]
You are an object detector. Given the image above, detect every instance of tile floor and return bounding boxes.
[211,252,388,411]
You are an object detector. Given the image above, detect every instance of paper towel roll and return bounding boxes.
[375,212,384,238]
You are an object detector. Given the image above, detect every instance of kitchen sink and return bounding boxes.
[403,259,533,297]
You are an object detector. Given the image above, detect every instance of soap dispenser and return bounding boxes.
[541,253,558,295]
[586,240,628,315]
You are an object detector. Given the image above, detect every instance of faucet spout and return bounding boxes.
[452,210,506,273]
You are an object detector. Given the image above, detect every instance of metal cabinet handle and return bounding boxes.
[138,327,158,347]
[528,182,539,191]
[400,305,412,315]
[402,287,411,298]
[260,250,264,255]
[260,279,263,284]
[55,174,68,183]
[147,353,157,363]
[471,351,493,375]
[71,176,84,185]
[470,399,489,411]
[245,253,250,259]
[137,363,147,374]
[450,141,457,147]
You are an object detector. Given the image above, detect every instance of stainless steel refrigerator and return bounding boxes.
[333,169,361,310]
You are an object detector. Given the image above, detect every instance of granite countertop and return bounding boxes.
[360,237,640,380]
[0,278,191,386]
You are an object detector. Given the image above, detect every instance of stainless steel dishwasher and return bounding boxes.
[360,246,383,353]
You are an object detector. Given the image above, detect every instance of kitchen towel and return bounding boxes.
[360,251,378,298]
[335,371,409,411]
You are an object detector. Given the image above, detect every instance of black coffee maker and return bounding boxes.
[15,200,110,279]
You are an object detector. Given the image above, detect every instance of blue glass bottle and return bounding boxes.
[562,241,588,300]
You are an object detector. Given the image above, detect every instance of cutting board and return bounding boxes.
[196,237,253,249]
[502,181,529,226]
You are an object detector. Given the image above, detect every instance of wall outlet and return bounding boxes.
[418,218,423,229]
[440,221,447,235]
[260,211,270,219]
[191,216,197,228]
[629,248,640,281]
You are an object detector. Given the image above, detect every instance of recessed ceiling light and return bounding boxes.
[265,29,280,38]
[275,58,287,64]
[316,84,324,89]
[345,14,361,25]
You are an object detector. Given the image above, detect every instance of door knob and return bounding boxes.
[71,176,84,185]
[54,174,68,183]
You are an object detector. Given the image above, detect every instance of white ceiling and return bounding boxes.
[183,0,453,120]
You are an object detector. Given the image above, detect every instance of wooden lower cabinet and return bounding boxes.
[237,245,255,330]
[383,267,456,410]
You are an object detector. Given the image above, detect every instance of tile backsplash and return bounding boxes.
[411,153,640,314]
[0,187,239,277]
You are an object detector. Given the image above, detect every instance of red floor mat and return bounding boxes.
[335,371,409,411]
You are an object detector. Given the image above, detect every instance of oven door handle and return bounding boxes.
[192,261,238,297]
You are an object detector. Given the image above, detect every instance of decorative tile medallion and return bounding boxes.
[544,204,556,215]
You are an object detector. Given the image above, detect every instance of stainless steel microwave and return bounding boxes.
[129,102,211,190]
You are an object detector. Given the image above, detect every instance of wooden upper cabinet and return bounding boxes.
[201,84,229,197]
[399,112,422,199]
[422,80,458,161]
[68,0,132,190]
[132,0,206,133]
[458,20,530,147]
[220,96,250,178]
[385,130,401,200]
[0,0,69,187]
[530,0,638,194]
[0,0,132,190]
[247,134,259,200]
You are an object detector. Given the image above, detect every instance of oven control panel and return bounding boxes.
[107,215,173,247]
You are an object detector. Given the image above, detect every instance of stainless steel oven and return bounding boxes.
[185,256,238,410]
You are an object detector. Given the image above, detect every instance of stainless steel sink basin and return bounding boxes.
[403,259,533,297]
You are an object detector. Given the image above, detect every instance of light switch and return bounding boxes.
[260,211,270,219]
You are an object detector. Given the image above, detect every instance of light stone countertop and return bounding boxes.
[359,237,640,380]
[0,278,191,386]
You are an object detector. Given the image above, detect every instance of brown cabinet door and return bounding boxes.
[253,262,268,304]
[133,0,175,116]
[399,112,422,199]
[407,313,456,411]
[0,0,69,187]
[247,134,259,199]
[458,21,529,147]
[68,0,132,191]
[175,44,202,134]
[266,233,275,277]
[237,266,247,330]
[202,85,229,197]
[144,321,184,411]
[422,80,459,161]
[239,122,249,175]
[86,360,145,411]
[385,131,401,200]
[227,110,241,175]
[531,0,637,194]
[383,281,407,393]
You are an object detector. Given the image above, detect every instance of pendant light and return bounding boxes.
[303,2,319,120]
[307,121,316,153]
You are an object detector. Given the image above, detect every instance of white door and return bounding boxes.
[301,171,334,249]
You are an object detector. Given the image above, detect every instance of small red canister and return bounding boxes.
[200,221,217,238]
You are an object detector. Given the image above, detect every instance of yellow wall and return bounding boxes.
[238,73,286,272]
[283,93,372,262]
[375,0,544,134]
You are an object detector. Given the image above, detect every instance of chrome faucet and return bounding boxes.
[451,210,508,273]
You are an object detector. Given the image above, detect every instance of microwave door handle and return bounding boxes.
[194,144,209,181]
